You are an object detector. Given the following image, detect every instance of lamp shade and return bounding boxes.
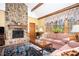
[39,27,43,32]
[71,25,79,32]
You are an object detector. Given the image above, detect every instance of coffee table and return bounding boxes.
[36,39,52,48]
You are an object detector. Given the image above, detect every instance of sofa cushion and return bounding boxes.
[41,32,57,39]
[44,38,54,42]
[50,33,57,39]
[56,33,68,40]
[46,38,68,45]
[52,40,65,45]
[68,41,79,48]
[53,43,63,49]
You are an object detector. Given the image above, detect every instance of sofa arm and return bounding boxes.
[39,36,52,41]
[62,38,70,43]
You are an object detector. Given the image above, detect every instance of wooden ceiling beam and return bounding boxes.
[38,3,79,20]
[31,3,43,12]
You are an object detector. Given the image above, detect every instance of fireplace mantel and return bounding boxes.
[8,25,27,29]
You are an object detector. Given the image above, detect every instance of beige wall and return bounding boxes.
[28,16,45,32]
[0,10,5,27]
[38,18,46,32]
[28,16,38,25]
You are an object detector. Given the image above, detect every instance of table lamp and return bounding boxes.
[71,25,79,42]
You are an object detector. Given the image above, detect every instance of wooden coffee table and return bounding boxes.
[36,39,52,48]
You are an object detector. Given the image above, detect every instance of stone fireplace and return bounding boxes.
[5,25,29,45]
[5,3,29,45]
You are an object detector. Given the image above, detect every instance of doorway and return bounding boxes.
[29,23,36,43]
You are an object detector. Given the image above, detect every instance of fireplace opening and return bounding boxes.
[0,27,5,46]
[12,29,24,39]
[0,27,4,35]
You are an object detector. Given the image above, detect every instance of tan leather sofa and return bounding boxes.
[38,32,69,49]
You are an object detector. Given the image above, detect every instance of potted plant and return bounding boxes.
[52,25,63,33]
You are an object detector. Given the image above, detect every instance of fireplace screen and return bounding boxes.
[12,30,24,38]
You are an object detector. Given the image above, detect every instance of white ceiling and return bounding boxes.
[25,3,39,18]
[0,3,5,11]
[27,3,75,18]
[26,3,38,11]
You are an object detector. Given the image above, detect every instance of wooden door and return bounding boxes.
[29,23,36,43]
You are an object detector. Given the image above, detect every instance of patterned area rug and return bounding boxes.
[1,43,55,56]
[2,43,43,56]
[3,44,29,56]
